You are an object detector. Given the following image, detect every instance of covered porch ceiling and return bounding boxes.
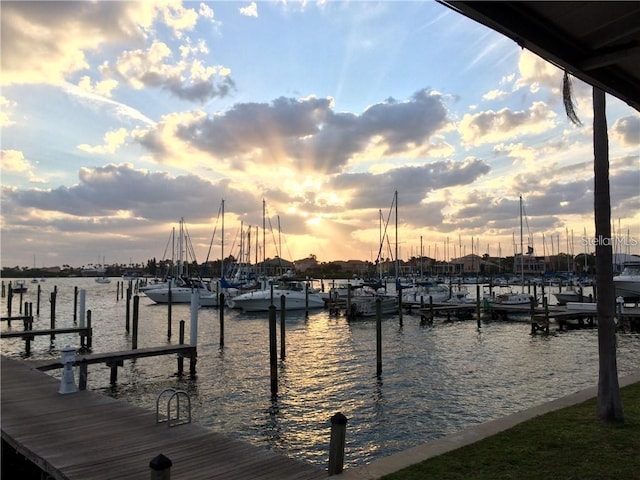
[440,1,640,112]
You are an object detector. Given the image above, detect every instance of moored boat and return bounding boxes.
[614,262,640,301]
[229,280,324,312]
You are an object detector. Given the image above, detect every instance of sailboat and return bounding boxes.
[347,191,399,318]
[485,196,535,307]
[144,218,219,307]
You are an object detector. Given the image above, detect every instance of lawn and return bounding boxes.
[382,382,640,480]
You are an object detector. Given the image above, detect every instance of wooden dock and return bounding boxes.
[1,356,327,480]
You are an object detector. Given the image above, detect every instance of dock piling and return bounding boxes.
[328,412,348,476]
[149,454,172,480]
[269,304,278,396]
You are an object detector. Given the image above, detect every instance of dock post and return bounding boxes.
[190,289,199,346]
[280,295,286,360]
[219,293,225,347]
[376,297,382,377]
[544,298,550,334]
[149,453,172,480]
[79,358,88,390]
[328,412,348,476]
[37,284,41,316]
[125,287,131,333]
[132,295,139,350]
[50,290,56,343]
[74,286,78,324]
[398,287,403,326]
[178,321,185,375]
[476,285,481,327]
[6,285,12,320]
[269,304,278,396]
[305,282,309,317]
[58,345,78,394]
[79,289,86,329]
[86,310,92,349]
[167,287,172,338]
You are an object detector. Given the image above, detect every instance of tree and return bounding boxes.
[592,87,623,423]
[563,74,622,423]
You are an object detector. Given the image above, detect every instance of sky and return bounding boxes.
[1,0,639,270]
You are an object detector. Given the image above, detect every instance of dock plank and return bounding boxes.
[1,356,327,479]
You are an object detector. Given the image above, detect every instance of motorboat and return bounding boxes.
[95,276,111,284]
[614,262,640,301]
[401,282,453,304]
[484,289,535,306]
[12,280,28,293]
[347,292,398,317]
[229,280,325,312]
[553,286,589,305]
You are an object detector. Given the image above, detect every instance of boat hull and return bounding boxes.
[145,287,219,307]
[230,290,325,312]
[613,279,640,301]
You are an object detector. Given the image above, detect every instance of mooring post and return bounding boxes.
[476,285,481,327]
[280,295,286,360]
[305,282,309,317]
[328,412,348,476]
[269,304,277,396]
[167,287,172,338]
[132,295,139,349]
[149,453,172,480]
[376,297,382,377]
[398,286,403,326]
[178,321,185,375]
[19,287,24,314]
[544,297,550,334]
[6,285,12,320]
[79,358,88,391]
[125,287,131,333]
[86,310,92,349]
[219,293,225,347]
[37,284,41,316]
[347,284,352,318]
[190,289,199,346]
[79,289,86,329]
[59,345,78,394]
[74,286,78,324]
[50,290,56,343]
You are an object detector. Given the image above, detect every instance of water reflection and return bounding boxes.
[1,278,639,469]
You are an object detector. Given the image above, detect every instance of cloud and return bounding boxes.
[1,149,32,174]
[611,115,640,146]
[135,89,451,173]
[1,1,152,85]
[100,40,235,102]
[0,96,16,127]
[77,128,129,154]
[1,1,229,102]
[240,2,258,18]
[459,101,557,146]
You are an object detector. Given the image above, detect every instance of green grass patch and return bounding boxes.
[382,382,640,480]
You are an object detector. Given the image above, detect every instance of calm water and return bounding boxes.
[2,278,639,469]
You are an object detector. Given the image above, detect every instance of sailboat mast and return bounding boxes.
[262,199,266,277]
[395,190,399,281]
[520,196,524,286]
[221,199,225,278]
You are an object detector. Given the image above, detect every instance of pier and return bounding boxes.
[1,356,327,480]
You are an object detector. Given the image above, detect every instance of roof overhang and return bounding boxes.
[440,1,640,112]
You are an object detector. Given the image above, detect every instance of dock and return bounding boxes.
[1,356,327,480]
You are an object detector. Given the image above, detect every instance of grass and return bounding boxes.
[382,382,640,480]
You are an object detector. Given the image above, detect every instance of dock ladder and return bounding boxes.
[156,387,192,427]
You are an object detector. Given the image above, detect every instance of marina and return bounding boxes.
[2,277,640,473]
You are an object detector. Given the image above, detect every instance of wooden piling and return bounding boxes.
[305,282,309,317]
[280,295,286,360]
[125,287,131,333]
[178,321,185,375]
[328,412,348,476]
[50,291,56,343]
[376,297,382,377]
[149,454,172,480]
[269,305,277,396]
[74,286,78,324]
[476,285,481,328]
[167,287,172,338]
[219,293,225,347]
[86,310,92,349]
[7,285,12,319]
[37,284,41,316]
[132,295,139,350]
